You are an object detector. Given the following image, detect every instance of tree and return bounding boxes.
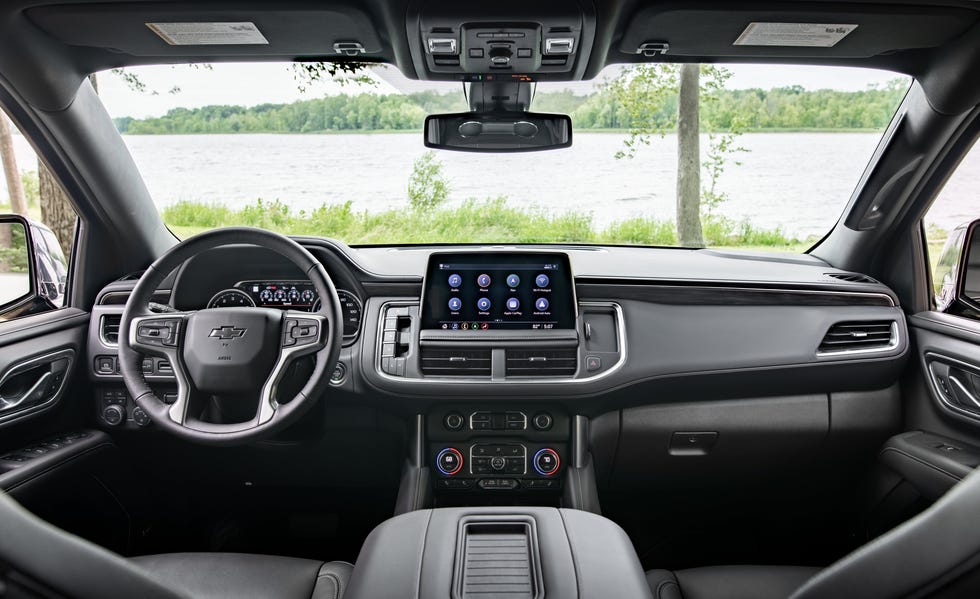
[608,63,745,247]
[1,113,27,216]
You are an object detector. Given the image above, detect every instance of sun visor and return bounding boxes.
[26,2,384,58]
[617,3,977,59]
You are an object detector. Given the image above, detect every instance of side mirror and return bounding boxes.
[0,214,64,320]
[934,218,980,316]
[424,111,572,153]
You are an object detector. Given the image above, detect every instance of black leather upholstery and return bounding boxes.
[133,553,353,599]
[648,466,980,599]
[645,566,819,599]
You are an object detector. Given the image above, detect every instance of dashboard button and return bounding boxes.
[586,356,602,371]
[436,447,463,476]
[444,413,465,431]
[490,456,506,471]
[534,448,560,476]
[532,413,553,431]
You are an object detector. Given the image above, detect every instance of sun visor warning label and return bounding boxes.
[146,22,269,45]
[733,23,858,47]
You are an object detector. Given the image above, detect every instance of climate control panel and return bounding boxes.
[429,405,568,493]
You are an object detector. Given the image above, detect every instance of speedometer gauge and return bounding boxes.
[313,290,362,338]
[207,289,256,309]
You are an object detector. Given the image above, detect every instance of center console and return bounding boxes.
[344,507,653,599]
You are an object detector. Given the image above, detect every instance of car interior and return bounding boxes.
[1,0,980,598]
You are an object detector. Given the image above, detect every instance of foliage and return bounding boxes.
[21,170,39,207]
[408,152,450,211]
[289,62,377,92]
[162,197,808,249]
[113,82,910,135]
[0,221,29,273]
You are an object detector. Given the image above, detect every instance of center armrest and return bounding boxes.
[344,506,652,599]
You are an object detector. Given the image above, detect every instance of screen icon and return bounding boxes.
[535,297,550,311]
[461,323,469,330]
[448,297,462,311]
[480,322,489,330]
[476,297,491,311]
[535,274,550,288]
[506,297,520,311]
[477,274,491,287]
[448,274,462,288]
[506,274,521,288]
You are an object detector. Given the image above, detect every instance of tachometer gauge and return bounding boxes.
[313,290,362,338]
[273,288,286,302]
[259,289,274,303]
[207,289,256,309]
[301,289,316,304]
[288,288,301,303]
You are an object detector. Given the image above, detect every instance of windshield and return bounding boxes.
[89,62,915,250]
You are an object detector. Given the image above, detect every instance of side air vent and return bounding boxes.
[826,272,879,284]
[420,348,492,377]
[818,321,896,354]
[505,349,577,377]
[101,315,121,345]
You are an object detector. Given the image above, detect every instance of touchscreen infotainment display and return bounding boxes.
[421,252,575,331]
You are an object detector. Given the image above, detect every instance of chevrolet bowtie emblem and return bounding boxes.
[209,325,246,339]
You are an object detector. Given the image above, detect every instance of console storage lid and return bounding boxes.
[344,506,652,599]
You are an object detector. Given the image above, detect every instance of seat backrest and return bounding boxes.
[0,491,185,599]
[791,466,980,598]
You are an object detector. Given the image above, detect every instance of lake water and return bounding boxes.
[7,131,978,239]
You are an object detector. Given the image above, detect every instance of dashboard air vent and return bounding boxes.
[505,349,577,377]
[101,315,121,345]
[826,272,879,284]
[818,321,895,354]
[420,348,492,377]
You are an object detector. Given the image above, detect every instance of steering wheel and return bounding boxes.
[118,228,343,445]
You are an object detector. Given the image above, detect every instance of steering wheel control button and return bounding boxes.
[534,448,560,476]
[586,355,602,372]
[535,297,550,311]
[448,297,462,311]
[506,297,521,311]
[445,413,465,431]
[436,447,464,476]
[506,274,521,288]
[532,413,553,431]
[448,274,462,288]
[476,297,491,311]
[477,274,491,288]
[287,318,321,347]
[535,274,550,288]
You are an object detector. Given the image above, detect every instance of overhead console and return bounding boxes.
[407,0,596,81]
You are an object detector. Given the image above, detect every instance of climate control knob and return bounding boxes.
[102,404,125,427]
[436,447,463,476]
[533,448,560,476]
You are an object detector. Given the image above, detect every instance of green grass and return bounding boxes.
[162,198,813,250]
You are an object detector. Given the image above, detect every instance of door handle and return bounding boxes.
[949,371,980,411]
[0,371,53,412]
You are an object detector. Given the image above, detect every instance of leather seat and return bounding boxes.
[0,489,352,599]
[645,466,980,599]
[132,553,352,599]
[645,566,820,599]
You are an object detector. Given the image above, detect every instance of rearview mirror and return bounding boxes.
[424,112,572,152]
[934,218,980,316]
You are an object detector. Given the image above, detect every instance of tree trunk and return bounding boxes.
[38,166,75,256]
[0,114,28,216]
[676,63,704,248]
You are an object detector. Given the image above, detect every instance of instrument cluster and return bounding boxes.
[207,280,362,339]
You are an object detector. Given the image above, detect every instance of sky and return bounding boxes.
[97,62,910,119]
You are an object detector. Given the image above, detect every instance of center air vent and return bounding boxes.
[818,321,896,354]
[826,272,879,284]
[505,349,577,377]
[420,348,491,377]
[101,315,121,345]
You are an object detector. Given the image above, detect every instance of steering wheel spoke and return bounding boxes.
[257,311,329,425]
[128,311,195,426]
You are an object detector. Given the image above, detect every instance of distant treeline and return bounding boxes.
[114,81,908,134]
